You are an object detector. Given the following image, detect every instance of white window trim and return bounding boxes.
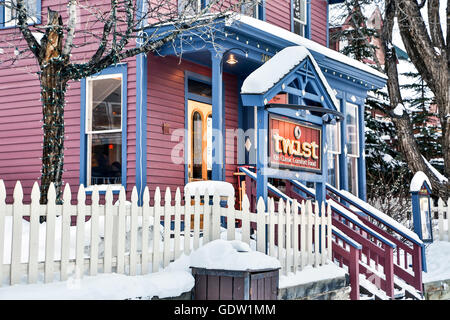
[85,73,124,188]
[346,102,360,157]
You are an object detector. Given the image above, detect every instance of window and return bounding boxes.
[242,0,264,20]
[327,120,341,188]
[346,103,359,196]
[85,74,123,187]
[178,0,205,16]
[2,0,40,27]
[293,0,307,37]
[346,103,359,157]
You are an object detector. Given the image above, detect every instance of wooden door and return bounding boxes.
[187,100,212,182]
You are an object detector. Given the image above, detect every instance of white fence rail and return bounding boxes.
[0,180,332,287]
[431,197,450,241]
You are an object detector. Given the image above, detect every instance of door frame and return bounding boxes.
[187,100,212,181]
[184,71,213,184]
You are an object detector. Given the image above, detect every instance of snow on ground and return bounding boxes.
[279,263,346,289]
[423,241,450,283]
[0,269,193,300]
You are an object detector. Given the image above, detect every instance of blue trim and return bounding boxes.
[306,0,311,39]
[211,51,224,181]
[256,107,268,204]
[80,63,128,190]
[332,229,362,250]
[260,0,266,21]
[135,53,147,205]
[357,102,366,200]
[338,96,348,192]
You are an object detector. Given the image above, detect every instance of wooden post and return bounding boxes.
[349,245,360,300]
[384,245,395,299]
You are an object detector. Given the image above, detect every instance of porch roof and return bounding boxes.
[241,46,340,110]
[228,15,387,83]
[145,13,387,91]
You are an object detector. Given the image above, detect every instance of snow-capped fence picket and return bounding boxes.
[431,198,450,242]
[0,180,332,287]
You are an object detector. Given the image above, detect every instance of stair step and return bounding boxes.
[360,294,375,300]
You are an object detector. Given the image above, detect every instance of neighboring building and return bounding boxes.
[0,0,387,203]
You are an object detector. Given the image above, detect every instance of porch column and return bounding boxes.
[338,96,348,192]
[357,103,367,201]
[135,52,147,205]
[256,106,268,204]
[211,51,224,181]
[316,124,328,209]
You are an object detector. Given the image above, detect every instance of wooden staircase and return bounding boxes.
[237,166,425,300]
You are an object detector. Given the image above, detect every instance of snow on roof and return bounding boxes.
[184,180,235,197]
[410,171,432,192]
[241,46,340,110]
[230,15,387,81]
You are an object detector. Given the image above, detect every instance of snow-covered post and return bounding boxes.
[410,171,433,272]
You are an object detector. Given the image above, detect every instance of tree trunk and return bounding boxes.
[39,65,66,205]
[38,9,66,205]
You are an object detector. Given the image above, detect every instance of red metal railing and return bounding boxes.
[237,166,423,299]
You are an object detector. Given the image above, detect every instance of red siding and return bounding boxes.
[310,0,328,47]
[266,0,291,31]
[0,1,137,201]
[147,55,239,196]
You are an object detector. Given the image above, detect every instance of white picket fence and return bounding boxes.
[0,180,332,287]
[431,197,450,241]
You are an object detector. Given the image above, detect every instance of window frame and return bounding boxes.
[1,0,41,29]
[241,0,265,21]
[346,102,360,157]
[327,118,341,189]
[292,0,307,37]
[80,64,128,192]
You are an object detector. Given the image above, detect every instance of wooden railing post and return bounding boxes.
[348,245,360,300]
[412,244,423,292]
[384,245,395,299]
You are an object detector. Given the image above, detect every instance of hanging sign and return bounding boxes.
[268,114,322,173]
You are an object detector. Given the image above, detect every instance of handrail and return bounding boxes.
[239,166,397,248]
[286,177,397,249]
[325,183,423,246]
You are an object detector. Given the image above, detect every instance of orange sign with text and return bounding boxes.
[269,115,322,172]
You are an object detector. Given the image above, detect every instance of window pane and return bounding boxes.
[192,111,202,179]
[294,0,306,23]
[327,153,339,188]
[346,103,359,156]
[91,77,122,131]
[348,157,358,196]
[188,79,212,98]
[91,132,122,185]
[327,122,340,153]
[242,0,262,19]
[293,20,305,37]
